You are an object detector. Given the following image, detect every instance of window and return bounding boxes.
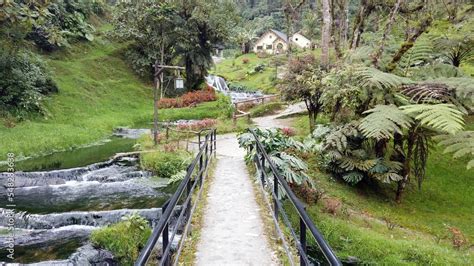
[266,45,272,50]
[257,46,263,50]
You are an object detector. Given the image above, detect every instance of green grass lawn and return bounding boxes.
[287,114,473,264]
[0,38,227,159]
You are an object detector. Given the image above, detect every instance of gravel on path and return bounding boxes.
[195,134,277,265]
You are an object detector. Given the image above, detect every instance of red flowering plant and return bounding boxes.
[157,88,217,109]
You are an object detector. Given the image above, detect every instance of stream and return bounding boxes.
[0,131,177,264]
[0,76,252,264]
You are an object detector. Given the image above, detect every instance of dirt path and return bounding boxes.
[195,134,277,265]
[252,102,305,129]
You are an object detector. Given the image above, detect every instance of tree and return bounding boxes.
[321,0,331,67]
[113,0,237,90]
[371,0,403,68]
[280,55,325,132]
[435,36,474,67]
[360,103,465,202]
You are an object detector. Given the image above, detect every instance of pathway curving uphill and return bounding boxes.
[195,134,277,265]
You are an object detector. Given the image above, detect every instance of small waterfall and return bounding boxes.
[0,208,163,230]
[205,75,265,103]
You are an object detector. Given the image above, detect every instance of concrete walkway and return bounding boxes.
[195,134,276,265]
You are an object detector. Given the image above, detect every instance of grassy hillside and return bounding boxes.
[0,38,223,159]
[211,53,279,93]
[290,115,474,264]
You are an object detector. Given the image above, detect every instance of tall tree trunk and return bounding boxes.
[387,16,432,72]
[349,0,374,50]
[395,130,415,203]
[371,0,403,68]
[321,0,332,67]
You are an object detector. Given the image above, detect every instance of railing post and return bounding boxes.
[185,165,192,224]
[260,154,266,186]
[213,129,217,158]
[199,147,203,187]
[162,203,169,266]
[274,174,278,218]
[300,207,307,266]
[198,132,201,149]
[205,136,209,167]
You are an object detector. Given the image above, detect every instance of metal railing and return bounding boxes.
[248,128,341,266]
[135,128,217,266]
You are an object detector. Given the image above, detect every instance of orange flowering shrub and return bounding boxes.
[176,119,217,131]
[157,88,216,108]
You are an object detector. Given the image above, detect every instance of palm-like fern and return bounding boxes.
[359,105,413,140]
[435,131,474,169]
[398,39,435,69]
[353,66,413,91]
[400,104,465,135]
[401,83,455,103]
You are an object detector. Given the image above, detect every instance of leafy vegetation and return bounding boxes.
[112,1,237,89]
[90,214,151,265]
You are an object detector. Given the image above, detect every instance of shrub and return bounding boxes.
[0,51,58,117]
[28,0,104,51]
[90,214,151,265]
[157,88,217,108]
[215,94,234,118]
[254,63,266,73]
[140,150,190,179]
[242,58,250,64]
[176,119,217,131]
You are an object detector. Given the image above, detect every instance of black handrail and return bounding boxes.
[135,128,217,266]
[248,128,341,266]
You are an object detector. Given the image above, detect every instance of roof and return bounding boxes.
[269,29,288,42]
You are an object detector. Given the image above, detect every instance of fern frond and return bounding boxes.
[354,67,413,91]
[435,131,474,169]
[360,105,413,140]
[429,77,474,103]
[398,39,434,68]
[400,104,465,135]
[401,83,455,103]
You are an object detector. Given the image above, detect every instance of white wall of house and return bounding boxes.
[290,33,312,49]
[253,31,278,54]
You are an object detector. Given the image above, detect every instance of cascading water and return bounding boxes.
[205,75,264,103]
[0,152,179,264]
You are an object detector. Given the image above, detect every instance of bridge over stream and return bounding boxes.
[135,105,341,266]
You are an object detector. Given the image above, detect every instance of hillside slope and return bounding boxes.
[0,38,153,158]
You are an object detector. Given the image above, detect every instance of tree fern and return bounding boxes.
[398,39,434,69]
[401,83,455,103]
[359,105,413,140]
[428,77,474,109]
[400,104,465,135]
[435,131,474,169]
[353,66,413,91]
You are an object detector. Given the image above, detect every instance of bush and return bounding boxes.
[215,94,234,118]
[0,51,58,117]
[176,119,217,131]
[242,58,250,64]
[90,214,151,265]
[140,150,190,179]
[249,102,284,117]
[157,88,217,108]
[28,0,105,51]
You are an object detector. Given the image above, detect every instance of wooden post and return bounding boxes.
[153,61,160,146]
